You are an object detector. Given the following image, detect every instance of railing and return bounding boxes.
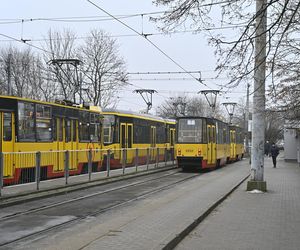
[0,147,176,196]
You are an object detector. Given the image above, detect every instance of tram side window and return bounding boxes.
[133,119,150,144]
[79,112,90,141]
[103,115,115,144]
[72,120,77,141]
[18,102,35,141]
[65,120,71,142]
[3,113,12,141]
[223,128,227,144]
[156,124,166,143]
[202,120,207,143]
[36,104,52,141]
[90,114,101,142]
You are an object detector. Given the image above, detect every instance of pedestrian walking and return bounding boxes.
[264,141,270,156]
[270,142,279,168]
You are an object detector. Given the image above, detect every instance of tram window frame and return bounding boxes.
[79,111,90,142]
[114,117,120,143]
[202,119,207,143]
[166,125,170,143]
[133,118,150,144]
[216,122,221,144]
[90,113,101,142]
[3,112,12,141]
[72,120,77,142]
[65,119,71,142]
[103,115,115,144]
[18,101,36,142]
[58,118,63,142]
[223,128,227,144]
[53,118,57,141]
[178,118,203,143]
[36,104,52,142]
[156,123,166,143]
[212,126,216,143]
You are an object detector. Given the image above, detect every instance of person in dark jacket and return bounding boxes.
[264,141,270,156]
[270,143,279,168]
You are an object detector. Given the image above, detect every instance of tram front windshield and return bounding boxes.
[103,115,115,144]
[178,118,203,143]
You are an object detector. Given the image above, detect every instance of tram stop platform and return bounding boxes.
[1,154,300,250]
[175,154,300,250]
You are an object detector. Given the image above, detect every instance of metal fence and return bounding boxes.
[0,147,176,196]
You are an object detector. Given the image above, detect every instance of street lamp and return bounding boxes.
[222,102,237,124]
[198,89,220,116]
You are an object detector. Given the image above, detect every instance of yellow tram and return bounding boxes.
[229,125,244,161]
[0,95,103,185]
[175,116,243,170]
[102,109,176,169]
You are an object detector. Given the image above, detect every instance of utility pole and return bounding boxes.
[247,0,267,192]
[245,83,250,155]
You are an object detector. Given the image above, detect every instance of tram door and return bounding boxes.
[0,112,15,177]
[120,123,133,164]
[65,119,78,170]
[150,126,156,161]
[56,118,65,171]
[230,130,236,159]
[207,125,216,165]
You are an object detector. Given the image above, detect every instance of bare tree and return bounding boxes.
[265,109,284,143]
[152,0,300,116]
[156,94,224,118]
[156,95,189,118]
[78,29,127,107]
[0,46,44,99]
[43,28,79,102]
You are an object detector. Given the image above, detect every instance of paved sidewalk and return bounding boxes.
[176,154,300,250]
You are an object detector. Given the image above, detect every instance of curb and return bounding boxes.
[162,173,250,250]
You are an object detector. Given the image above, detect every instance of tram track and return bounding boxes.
[0,169,184,221]
[0,169,201,248]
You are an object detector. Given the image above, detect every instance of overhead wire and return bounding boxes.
[0,33,51,54]
[86,0,210,89]
[0,24,246,43]
[0,11,167,24]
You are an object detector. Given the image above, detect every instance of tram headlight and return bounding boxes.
[178,148,181,155]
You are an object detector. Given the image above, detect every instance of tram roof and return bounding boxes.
[176,116,227,124]
[103,108,175,124]
[0,95,102,114]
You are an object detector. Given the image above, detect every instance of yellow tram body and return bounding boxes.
[0,95,103,184]
[102,109,175,169]
[175,116,241,170]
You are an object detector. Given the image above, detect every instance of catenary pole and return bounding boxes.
[247,0,267,191]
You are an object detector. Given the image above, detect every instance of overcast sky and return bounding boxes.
[1,0,249,114]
